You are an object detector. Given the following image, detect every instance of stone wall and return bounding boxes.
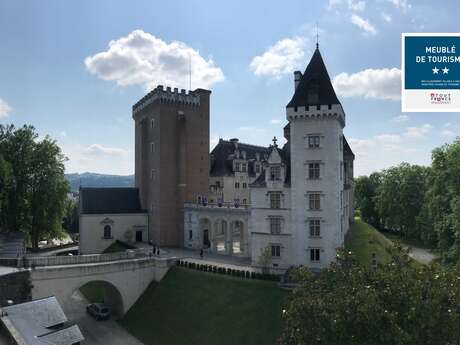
[0,271,31,307]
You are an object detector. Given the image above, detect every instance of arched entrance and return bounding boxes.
[78,280,124,319]
[198,218,212,249]
[213,219,227,253]
[231,220,245,255]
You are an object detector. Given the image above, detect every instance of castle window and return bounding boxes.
[103,225,112,239]
[242,163,247,172]
[151,119,155,129]
[242,183,247,189]
[243,198,247,204]
[269,216,282,234]
[308,163,320,179]
[255,164,261,174]
[308,193,321,210]
[270,166,281,181]
[216,181,221,188]
[309,219,321,237]
[235,182,240,189]
[271,245,281,257]
[189,230,193,240]
[308,135,320,148]
[316,105,321,110]
[151,169,156,180]
[270,192,281,209]
[310,248,321,262]
[150,142,155,153]
[235,162,241,172]
[328,104,332,110]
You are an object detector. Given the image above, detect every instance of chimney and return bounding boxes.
[294,71,302,89]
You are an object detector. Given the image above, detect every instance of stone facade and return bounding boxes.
[133,86,210,247]
[79,213,148,254]
[184,46,355,271]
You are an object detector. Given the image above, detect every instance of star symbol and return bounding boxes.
[432,67,439,74]
[442,67,449,74]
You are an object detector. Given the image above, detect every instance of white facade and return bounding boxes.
[287,108,346,269]
[249,148,292,269]
[79,213,148,254]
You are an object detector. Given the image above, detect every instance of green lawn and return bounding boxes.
[119,267,287,345]
[102,240,135,253]
[345,217,392,266]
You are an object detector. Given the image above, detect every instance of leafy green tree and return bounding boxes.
[279,250,460,345]
[0,154,12,231]
[0,125,69,249]
[354,173,381,228]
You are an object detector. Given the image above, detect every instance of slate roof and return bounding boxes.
[38,324,84,345]
[287,47,341,108]
[210,139,269,177]
[79,187,146,214]
[343,136,355,159]
[2,296,84,345]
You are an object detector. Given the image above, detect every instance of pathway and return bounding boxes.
[63,291,144,345]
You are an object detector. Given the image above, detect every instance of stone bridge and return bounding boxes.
[29,255,175,317]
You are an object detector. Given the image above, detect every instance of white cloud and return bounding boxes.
[348,0,366,11]
[351,14,377,35]
[270,119,282,125]
[381,13,392,22]
[84,144,128,157]
[374,134,402,144]
[249,37,306,79]
[85,29,224,90]
[440,129,458,138]
[404,124,433,138]
[63,143,132,175]
[0,99,11,118]
[348,131,431,176]
[387,0,411,12]
[392,114,409,123]
[328,0,365,11]
[332,68,401,100]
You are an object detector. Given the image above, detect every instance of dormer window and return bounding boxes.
[242,163,247,173]
[235,162,241,172]
[255,164,261,174]
[270,166,281,181]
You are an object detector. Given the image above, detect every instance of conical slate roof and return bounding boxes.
[287,47,340,108]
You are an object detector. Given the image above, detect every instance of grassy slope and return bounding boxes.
[345,217,392,266]
[120,267,287,345]
[102,240,135,253]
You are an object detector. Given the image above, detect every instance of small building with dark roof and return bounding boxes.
[78,187,148,254]
[0,296,84,345]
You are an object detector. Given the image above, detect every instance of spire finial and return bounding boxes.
[272,136,278,147]
[316,22,319,49]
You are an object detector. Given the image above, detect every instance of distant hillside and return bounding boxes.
[65,172,134,192]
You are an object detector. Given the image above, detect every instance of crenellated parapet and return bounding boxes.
[286,103,345,127]
[132,85,201,115]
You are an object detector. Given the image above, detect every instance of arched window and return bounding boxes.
[104,225,112,239]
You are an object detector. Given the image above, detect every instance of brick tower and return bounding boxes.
[132,86,210,247]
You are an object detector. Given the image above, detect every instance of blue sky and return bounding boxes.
[1,0,459,176]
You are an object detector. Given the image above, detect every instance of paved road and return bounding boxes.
[64,291,144,345]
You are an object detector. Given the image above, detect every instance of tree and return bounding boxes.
[354,173,381,228]
[0,125,69,249]
[279,250,460,345]
[0,154,12,231]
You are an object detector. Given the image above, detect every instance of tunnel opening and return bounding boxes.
[79,280,124,319]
